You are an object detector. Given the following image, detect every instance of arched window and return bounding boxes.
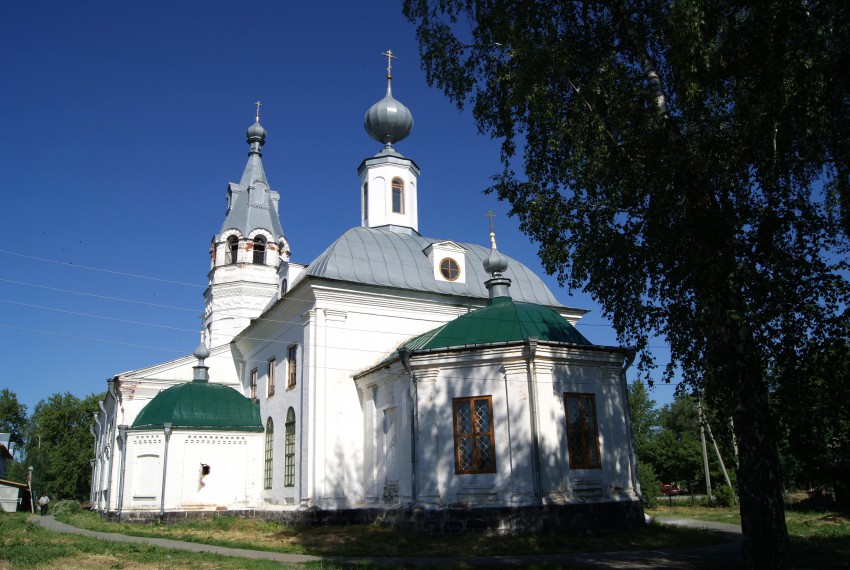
[391,178,404,214]
[264,418,274,489]
[253,236,267,265]
[284,408,295,487]
[280,279,288,297]
[226,236,239,264]
[363,182,369,224]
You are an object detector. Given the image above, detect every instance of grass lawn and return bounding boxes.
[648,500,850,569]
[52,510,721,558]
[0,513,300,570]
[2,509,728,569]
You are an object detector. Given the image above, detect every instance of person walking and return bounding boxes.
[38,493,49,516]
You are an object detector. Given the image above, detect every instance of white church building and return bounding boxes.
[90,63,644,532]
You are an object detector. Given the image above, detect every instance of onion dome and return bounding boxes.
[364,75,413,148]
[484,232,510,276]
[131,382,263,432]
[246,119,267,155]
[247,120,267,143]
[193,339,210,361]
[483,230,512,299]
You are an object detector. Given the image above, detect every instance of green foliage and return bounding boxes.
[27,392,102,500]
[52,499,82,516]
[713,485,739,508]
[773,336,850,507]
[627,380,657,454]
[0,388,28,449]
[638,461,661,508]
[640,393,702,486]
[403,3,850,564]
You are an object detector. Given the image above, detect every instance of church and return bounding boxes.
[89,60,644,532]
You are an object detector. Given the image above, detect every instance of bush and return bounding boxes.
[51,500,82,517]
[638,462,661,508]
[713,485,738,507]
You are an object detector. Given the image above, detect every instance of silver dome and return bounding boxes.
[364,79,413,146]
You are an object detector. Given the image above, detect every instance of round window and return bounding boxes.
[439,257,461,281]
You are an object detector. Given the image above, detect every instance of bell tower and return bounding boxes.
[204,106,289,347]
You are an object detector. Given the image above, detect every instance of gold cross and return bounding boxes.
[381,50,397,76]
[255,100,262,121]
[485,210,496,233]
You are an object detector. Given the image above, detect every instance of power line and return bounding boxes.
[0,323,185,353]
[0,248,204,288]
[0,278,200,312]
[0,299,198,333]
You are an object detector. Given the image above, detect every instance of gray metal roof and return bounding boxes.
[216,122,285,241]
[304,226,564,306]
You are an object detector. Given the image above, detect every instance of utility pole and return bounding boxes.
[697,397,713,501]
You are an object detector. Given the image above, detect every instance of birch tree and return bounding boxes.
[403,1,850,567]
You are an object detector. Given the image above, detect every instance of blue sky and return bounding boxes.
[0,1,676,413]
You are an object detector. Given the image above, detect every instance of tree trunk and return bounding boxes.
[729,340,792,568]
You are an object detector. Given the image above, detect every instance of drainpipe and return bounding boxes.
[620,350,641,498]
[398,348,418,506]
[88,424,97,507]
[160,422,173,520]
[92,412,103,511]
[524,337,542,502]
[104,380,119,513]
[89,459,96,506]
[116,425,128,521]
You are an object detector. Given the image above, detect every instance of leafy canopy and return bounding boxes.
[403,0,850,388]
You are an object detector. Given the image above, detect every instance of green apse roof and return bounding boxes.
[398,296,591,355]
[131,382,263,432]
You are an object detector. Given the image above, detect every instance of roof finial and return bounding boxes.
[246,102,267,154]
[382,49,396,79]
[486,210,498,249]
[193,318,211,382]
[364,51,414,148]
[483,210,510,297]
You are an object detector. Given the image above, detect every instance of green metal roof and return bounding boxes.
[396,296,591,357]
[131,382,263,432]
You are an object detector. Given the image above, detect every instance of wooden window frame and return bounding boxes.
[284,407,295,487]
[564,392,602,469]
[264,418,274,489]
[287,345,297,388]
[250,368,257,400]
[452,395,496,474]
[267,358,276,397]
[439,257,461,281]
[391,177,404,214]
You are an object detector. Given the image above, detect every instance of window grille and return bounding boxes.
[264,418,274,489]
[284,408,295,487]
[452,396,496,474]
[564,393,602,469]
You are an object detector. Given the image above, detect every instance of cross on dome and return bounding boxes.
[382,49,397,78]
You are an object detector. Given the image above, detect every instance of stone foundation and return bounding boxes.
[107,500,644,536]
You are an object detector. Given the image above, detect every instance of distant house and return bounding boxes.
[0,433,27,513]
[0,433,13,479]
